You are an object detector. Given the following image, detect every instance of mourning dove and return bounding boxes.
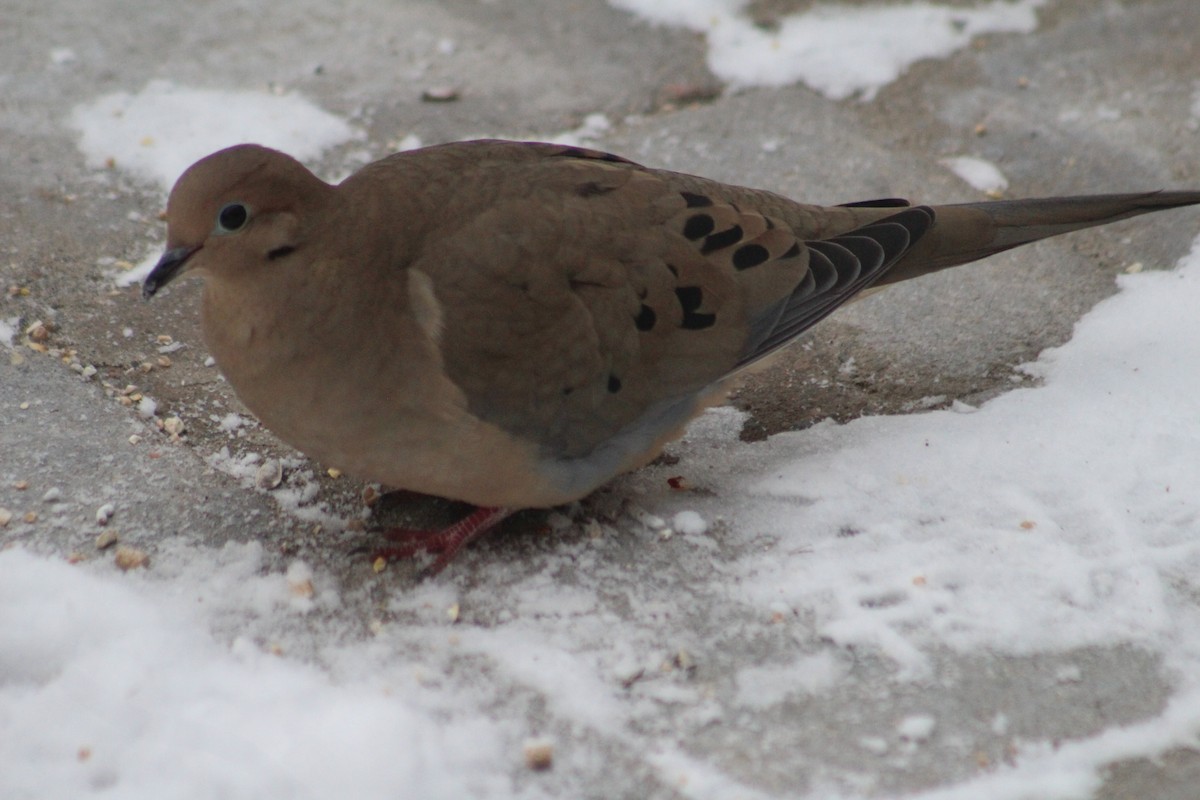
[144,140,1200,572]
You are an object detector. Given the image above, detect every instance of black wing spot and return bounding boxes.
[701,225,743,255]
[635,304,657,331]
[675,286,717,330]
[268,246,296,261]
[681,192,713,208]
[676,286,702,309]
[607,374,622,393]
[733,243,770,270]
[683,214,716,240]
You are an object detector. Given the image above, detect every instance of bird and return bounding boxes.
[143,139,1200,573]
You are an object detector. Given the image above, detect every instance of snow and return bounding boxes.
[671,510,709,535]
[735,652,843,708]
[215,412,250,434]
[940,155,1010,194]
[70,79,361,190]
[49,47,78,66]
[726,250,1200,667]
[897,714,937,742]
[546,112,613,148]
[0,547,505,800]
[107,246,159,288]
[0,316,18,348]
[202,446,345,527]
[134,395,157,419]
[610,0,1046,100]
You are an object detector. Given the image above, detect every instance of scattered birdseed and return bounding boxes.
[421,86,460,102]
[25,320,50,342]
[114,545,148,571]
[255,459,283,490]
[523,740,554,771]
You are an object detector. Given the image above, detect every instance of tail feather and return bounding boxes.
[875,190,1200,286]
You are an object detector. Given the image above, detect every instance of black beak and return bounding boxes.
[143,246,199,299]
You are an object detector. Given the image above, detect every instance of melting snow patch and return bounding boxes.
[898,713,938,743]
[109,245,162,288]
[671,510,709,535]
[71,79,360,190]
[135,395,157,419]
[0,317,18,348]
[610,0,1046,100]
[206,447,343,528]
[734,652,843,708]
[0,547,504,800]
[546,112,613,148]
[940,155,1010,194]
[216,413,250,434]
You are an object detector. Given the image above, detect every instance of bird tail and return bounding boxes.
[874,190,1200,287]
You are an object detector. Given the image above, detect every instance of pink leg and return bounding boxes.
[373,506,514,575]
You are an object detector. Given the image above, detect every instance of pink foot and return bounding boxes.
[372,506,514,575]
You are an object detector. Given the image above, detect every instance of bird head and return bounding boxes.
[143,144,330,299]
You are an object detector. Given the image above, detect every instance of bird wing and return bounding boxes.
[402,142,929,490]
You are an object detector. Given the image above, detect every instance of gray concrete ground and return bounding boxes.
[4,0,1200,796]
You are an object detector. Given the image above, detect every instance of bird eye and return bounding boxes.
[216,202,249,233]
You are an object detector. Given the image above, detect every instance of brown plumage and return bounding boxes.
[144,139,1200,572]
